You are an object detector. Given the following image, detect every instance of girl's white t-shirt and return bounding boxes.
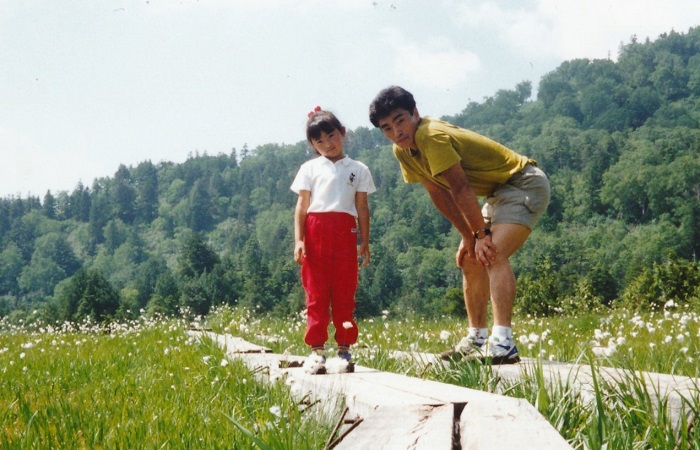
[290,155,376,217]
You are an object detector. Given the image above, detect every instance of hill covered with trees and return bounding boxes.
[1,27,699,325]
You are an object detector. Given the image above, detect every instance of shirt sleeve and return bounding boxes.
[356,164,377,194]
[418,128,462,177]
[290,164,311,194]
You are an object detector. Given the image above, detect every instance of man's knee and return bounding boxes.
[461,257,487,280]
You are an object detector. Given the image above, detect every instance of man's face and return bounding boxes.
[377,107,420,149]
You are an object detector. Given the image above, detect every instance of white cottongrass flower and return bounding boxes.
[202,356,211,364]
[269,406,282,418]
[220,358,229,367]
[439,330,451,341]
[592,346,606,357]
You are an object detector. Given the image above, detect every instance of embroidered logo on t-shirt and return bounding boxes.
[348,172,356,186]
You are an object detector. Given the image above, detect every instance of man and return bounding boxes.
[369,86,550,363]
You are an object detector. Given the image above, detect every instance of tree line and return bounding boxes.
[1,27,699,325]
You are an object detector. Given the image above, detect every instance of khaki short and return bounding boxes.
[481,164,550,230]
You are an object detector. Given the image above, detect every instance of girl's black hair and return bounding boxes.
[306,110,344,143]
[368,85,416,127]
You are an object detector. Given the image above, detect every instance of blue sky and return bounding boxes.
[1,0,698,198]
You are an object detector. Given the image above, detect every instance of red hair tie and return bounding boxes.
[307,105,321,118]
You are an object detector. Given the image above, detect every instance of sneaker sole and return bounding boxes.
[487,354,521,365]
[439,349,487,363]
[309,363,355,375]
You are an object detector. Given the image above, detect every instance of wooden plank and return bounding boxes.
[395,350,700,428]
[460,396,572,449]
[334,404,453,450]
[491,358,700,428]
[190,331,272,353]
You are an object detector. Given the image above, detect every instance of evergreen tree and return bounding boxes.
[42,190,56,219]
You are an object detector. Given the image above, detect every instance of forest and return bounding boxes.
[1,27,699,325]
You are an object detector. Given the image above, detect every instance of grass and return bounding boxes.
[2,304,700,448]
[0,315,338,449]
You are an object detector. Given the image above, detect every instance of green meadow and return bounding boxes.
[3,305,700,449]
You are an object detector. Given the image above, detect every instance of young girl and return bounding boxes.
[291,107,376,374]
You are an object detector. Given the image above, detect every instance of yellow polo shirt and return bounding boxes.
[393,117,533,197]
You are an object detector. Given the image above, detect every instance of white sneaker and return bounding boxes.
[440,334,485,360]
[487,336,520,364]
[303,349,326,374]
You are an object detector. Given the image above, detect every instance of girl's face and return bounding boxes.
[310,128,346,162]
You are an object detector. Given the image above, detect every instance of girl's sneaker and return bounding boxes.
[327,351,355,373]
[303,349,326,374]
[487,335,520,364]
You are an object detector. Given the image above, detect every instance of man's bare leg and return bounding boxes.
[460,256,490,328]
[487,223,531,327]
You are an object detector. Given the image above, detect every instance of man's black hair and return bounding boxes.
[368,86,416,127]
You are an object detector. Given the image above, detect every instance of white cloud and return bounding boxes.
[448,0,700,62]
[381,29,481,90]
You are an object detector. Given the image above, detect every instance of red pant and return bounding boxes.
[302,212,359,348]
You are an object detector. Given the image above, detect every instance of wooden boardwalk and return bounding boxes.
[191,331,700,449]
[191,331,572,449]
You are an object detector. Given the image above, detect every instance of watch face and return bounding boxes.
[475,229,491,239]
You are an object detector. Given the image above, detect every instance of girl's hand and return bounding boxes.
[294,240,305,265]
[358,243,370,267]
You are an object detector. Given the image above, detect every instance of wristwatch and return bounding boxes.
[474,228,491,239]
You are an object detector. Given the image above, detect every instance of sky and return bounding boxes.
[1,0,698,198]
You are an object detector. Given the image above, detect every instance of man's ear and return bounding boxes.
[340,126,347,137]
[412,107,420,119]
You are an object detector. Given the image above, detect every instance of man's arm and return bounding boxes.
[423,163,497,266]
[438,164,488,234]
[420,178,472,237]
